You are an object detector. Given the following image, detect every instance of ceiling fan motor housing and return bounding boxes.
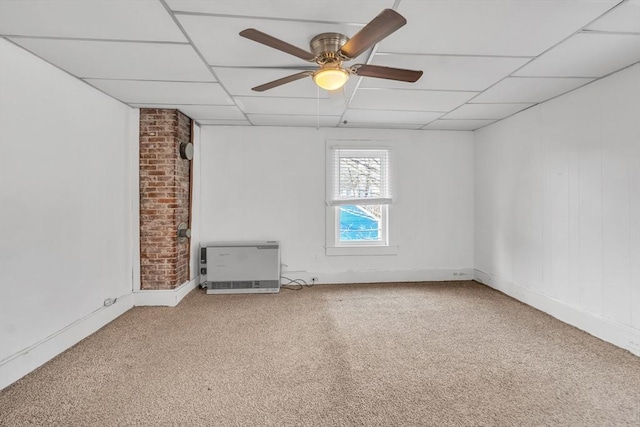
[310,32,350,63]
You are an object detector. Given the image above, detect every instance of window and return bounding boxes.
[326,143,396,255]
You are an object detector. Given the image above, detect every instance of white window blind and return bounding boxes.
[328,148,392,206]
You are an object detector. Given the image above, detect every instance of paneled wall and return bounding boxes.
[474,64,640,355]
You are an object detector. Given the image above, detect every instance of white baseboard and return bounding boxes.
[474,269,640,357]
[0,292,134,390]
[133,277,198,307]
[283,268,474,285]
[1,277,200,390]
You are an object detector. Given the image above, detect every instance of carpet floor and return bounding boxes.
[1,281,639,426]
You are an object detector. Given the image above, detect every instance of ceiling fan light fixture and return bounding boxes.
[313,67,349,91]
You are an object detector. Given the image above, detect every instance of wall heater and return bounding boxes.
[199,241,280,294]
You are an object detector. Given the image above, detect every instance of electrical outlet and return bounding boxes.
[311,277,318,284]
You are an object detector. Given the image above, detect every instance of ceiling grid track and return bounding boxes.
[158,0,252,124]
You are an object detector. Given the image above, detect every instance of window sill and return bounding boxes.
[325,245,399,256]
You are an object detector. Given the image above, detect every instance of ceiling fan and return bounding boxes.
[239,9,423,92]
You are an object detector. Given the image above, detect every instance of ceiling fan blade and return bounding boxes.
[252,71,312,92]
[339,9,406,59]
[240,29,316,61]
[351,64,423,82]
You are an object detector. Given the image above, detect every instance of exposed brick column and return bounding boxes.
[139,109,192,290]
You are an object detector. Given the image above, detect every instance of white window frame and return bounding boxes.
[325,141,398,256]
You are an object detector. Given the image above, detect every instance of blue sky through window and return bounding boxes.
[339,205,380,241]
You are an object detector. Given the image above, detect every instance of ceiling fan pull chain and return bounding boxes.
[316,85,320,130]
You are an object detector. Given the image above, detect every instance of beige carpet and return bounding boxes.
[1,281,639,426]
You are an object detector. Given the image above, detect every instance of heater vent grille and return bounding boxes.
[200,242,280,294]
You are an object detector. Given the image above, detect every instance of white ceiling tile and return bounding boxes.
[0,0,186,42]
[361,54,531,91]
[10,38,213,81]
[174,105,246,121]
[247,114,340,127]
[349,89,477,112]
[471,77,594,103]
[514,33,640,78]
[424,120,496,131]
[213,67,357,99]
[167,0,392,23]
[443,103,534,120]
[343,109,442,125]
[129,104,246,121]
[177,14,369,67]
[86,80,232,105]
[338,122,424,130]
[585,0,640,33]
[235,97,345,115]
[196,119,251,126]
[382,0,618,56]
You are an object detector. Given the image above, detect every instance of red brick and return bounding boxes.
[139,108,192,290]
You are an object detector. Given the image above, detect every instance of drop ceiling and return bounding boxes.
[1,0,638,131]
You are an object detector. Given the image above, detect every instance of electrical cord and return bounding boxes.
[280,275,311,291]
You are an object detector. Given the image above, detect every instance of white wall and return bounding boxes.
[190,124,202,281]
[199,126,474,283]
[474,64,640,355]
[0,39,137,388]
